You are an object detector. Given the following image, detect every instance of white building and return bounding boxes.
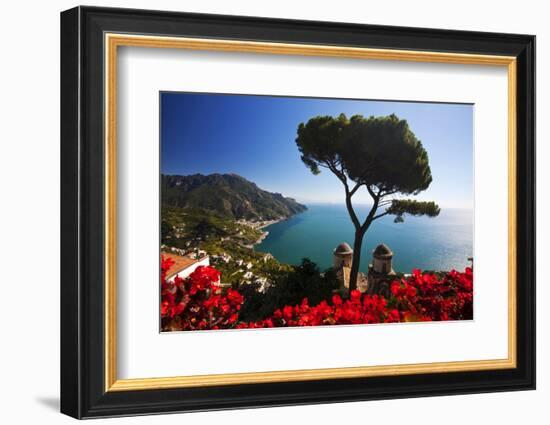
[163,252,215,283]
[254,277,269,293]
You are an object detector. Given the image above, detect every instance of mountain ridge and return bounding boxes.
[161,173,307,221]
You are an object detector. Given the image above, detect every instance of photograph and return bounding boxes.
[160,92,474,332]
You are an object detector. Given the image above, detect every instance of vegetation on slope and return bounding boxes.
[162,173,307,221]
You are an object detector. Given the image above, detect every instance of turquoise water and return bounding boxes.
[255,204,473,273]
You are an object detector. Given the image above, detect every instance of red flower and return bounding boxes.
[282,305,294,321]
[350,290,362,303]
[406,286,417,298]
[390,282,401,296]
[387,309,400,322]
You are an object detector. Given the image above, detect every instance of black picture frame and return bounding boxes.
[61,5,535,419]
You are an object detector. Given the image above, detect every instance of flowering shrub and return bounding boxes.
[236,292,399,328]
[161,256,243,331]
[389,267,473,322]
[161,255,473,332]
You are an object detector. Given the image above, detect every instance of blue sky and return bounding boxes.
[161,92,473,208]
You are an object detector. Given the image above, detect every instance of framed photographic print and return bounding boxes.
[60,6,535,419]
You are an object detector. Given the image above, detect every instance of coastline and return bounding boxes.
[240,217,287,249]
[257,218,283,230]
[254,218,284,246]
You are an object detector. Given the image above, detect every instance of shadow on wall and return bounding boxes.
[35,396,59,412]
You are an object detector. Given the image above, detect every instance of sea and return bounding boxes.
[255,203,473,273]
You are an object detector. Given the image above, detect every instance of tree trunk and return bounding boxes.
[343,186,378,293]
[348,229,365,292]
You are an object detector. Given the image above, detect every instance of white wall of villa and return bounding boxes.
[168,256,210,282]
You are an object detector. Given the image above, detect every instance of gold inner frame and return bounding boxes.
[104,33,517,392]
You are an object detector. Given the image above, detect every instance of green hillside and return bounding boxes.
[161,173,307,220]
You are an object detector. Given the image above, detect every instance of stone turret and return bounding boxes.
[333,242,369,293]
[333,242,353,269]
[372,243,393,274]
[367,243,396,297]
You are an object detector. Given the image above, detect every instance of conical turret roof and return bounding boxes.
[373,243,393,258]
[334,242,353,255]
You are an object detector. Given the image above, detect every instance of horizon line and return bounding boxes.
[299,201,473,209]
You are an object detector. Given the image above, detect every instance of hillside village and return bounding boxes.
[162,241,276,293]
[161,206,287,292]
